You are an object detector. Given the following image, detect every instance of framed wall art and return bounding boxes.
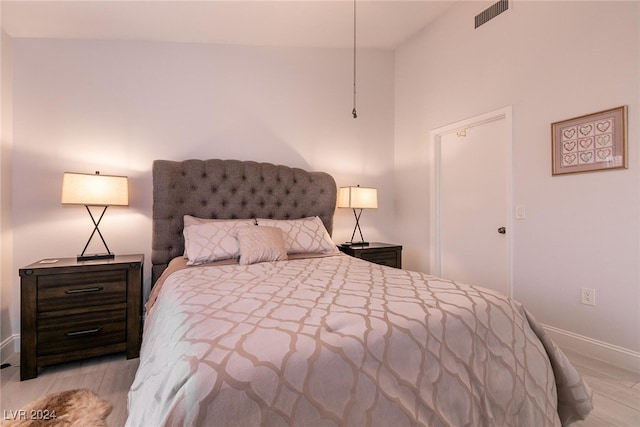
[551,105,627,175]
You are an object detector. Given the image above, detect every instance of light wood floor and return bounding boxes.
[0,353,139,426]
[1,348,638,426]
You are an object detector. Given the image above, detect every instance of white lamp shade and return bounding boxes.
[61,172,129,206]
[337,186,378,209]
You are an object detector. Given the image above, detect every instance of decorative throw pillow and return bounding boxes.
[236,226,288,265]
[183,218,256,265]
[256,217,338,255]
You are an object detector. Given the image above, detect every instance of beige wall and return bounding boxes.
[1,29,14,354]
[395,1,639,355]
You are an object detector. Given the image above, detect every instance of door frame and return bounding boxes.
[428,106,514,297]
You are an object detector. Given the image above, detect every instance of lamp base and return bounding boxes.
[77,253,115,262]
[342,241,369,247]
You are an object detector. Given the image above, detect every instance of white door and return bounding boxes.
[431,107,512,296]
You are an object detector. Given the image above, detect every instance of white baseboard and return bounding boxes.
[0,334,19,363]
[542,324,640,373]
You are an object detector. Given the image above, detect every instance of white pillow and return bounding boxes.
[236,226,288,265]
[256,217,338,255]
[183,218,256,265]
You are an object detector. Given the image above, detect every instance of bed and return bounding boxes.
[126,159,592,426]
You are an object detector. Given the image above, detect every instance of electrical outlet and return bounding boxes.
[581,288,595,306]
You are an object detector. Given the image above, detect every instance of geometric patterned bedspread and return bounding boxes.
[126,254,592,426]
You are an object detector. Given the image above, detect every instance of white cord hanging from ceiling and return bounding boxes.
[352,0,358,119]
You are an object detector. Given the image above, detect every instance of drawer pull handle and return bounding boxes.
[66,328,102,337]
[65,286,104,294]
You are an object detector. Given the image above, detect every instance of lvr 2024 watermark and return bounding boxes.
[3,409,57,420]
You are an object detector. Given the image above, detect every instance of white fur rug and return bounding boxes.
[2,389,112,427]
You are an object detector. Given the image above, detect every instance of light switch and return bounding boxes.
[515,204,526,219]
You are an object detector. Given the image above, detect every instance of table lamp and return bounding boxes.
[337,185,377,246]
[61,171,129,261]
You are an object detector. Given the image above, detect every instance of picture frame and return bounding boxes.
[551,106,627,175]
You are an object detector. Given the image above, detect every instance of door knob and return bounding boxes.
[497,227,506,234]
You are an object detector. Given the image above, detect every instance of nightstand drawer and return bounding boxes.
[37,270,127,312]
[359,251,398,267]
[37,308,127,356]
[339,242,402,269]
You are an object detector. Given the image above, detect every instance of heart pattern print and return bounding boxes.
[561,118,614,167]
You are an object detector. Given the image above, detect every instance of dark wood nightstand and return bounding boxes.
[338,242,403,268]
[19,254,143,380]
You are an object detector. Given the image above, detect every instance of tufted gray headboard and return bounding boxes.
[152,159,337,283]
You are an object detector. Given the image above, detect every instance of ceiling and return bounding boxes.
[1,1,457,49]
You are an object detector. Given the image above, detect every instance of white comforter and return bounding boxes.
[127,254,592,426]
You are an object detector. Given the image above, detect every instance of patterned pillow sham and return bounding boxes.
[183,215,257,227]
[235,226,288,265]
[183,217,256,265]
[256,216,338,255]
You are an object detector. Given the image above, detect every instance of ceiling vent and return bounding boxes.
[475,0,509,29]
